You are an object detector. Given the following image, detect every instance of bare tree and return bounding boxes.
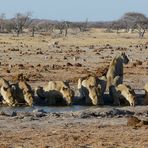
[29,24,37,37]
[0,13,6,33]
[75,19,89,32]
[54,21,69,37]
[111,20,127,33]
[13,12,32,37]
[136,20,148,38]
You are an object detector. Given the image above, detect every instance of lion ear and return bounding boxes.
[62,87,68,91]
[3,87,8,91]
[117,90,121,94]
[121,52,125,55]
[88,85,93,89]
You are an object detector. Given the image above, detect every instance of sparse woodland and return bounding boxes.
[0,12,148,38]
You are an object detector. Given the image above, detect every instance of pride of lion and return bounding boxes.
[0,52,147,106]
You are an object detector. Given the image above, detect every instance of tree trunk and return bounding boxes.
[31,27,35,37]
[16,30,20,37]
[139,29,145,38]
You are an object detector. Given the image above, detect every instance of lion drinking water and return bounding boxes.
[143,82,148,105]
[0,77,15,106]
[78,76,106,105]
[11,80,34,106]
[110,84,136,106]
[36,81,74,105]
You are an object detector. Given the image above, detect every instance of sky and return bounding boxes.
[0,0,148,21]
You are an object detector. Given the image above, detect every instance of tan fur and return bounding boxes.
[78,76,104,105]
[11,80,34,106]
[143,82,148,105]
[110,84,136,106]
[0,77,15,106]
[106,52,129,90]
[36,81,74,105]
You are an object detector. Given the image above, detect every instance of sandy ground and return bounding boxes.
[0,106,148,148]
[0,29,148,147]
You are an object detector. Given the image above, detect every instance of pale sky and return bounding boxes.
[0,0,148,21]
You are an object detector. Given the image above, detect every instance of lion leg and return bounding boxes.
[98,97,104,105]
[113,97,120,106]
[106,76,114,91]
[113,76,123,86]
[143,91,148,105]
[109,85,120,106]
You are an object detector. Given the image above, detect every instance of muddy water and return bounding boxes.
[0,91,145,114]
[0,105,98,113]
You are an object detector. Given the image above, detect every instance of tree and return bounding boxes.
[75,19,89,32]
[121,12,148,37]
[54,21,70,37]
[13,12,32,37]
[0,13,6,33]
[111,20,127,33]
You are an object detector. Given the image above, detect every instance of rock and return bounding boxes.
[0,111,17,117]
[11,111,17,117]
[33,109,47,118]
[127,116,141,126]
[80,112,100,118]
[80,108,134,118]
[127,116,148,127]
[66,62,73,66]
[34,113,46,118]
[33,109,47,113]
[75,63,82,67]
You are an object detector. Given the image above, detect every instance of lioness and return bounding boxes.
[11,80,34,106]
[36,81,74,105]
[143,82,148,105]
[0,77,15,106]
[78,76,104,105]
[110,84,136,106]
[106,52,129,90]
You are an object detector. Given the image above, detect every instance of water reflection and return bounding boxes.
[0,105,97,113]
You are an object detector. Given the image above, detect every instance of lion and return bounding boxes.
[0,77,16,106]
[110,84,136,106]
[106,52,129,91]
[78,76,104,105]
[36,81,74,105]
[143,82,148,105]
[11,80,34,106]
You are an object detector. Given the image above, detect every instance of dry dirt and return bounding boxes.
[0,29,148,147]
[0,106,148,148]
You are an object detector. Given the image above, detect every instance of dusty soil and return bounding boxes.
[0,106,148,148]
[0,29,147,88]
[0,29,148,147]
